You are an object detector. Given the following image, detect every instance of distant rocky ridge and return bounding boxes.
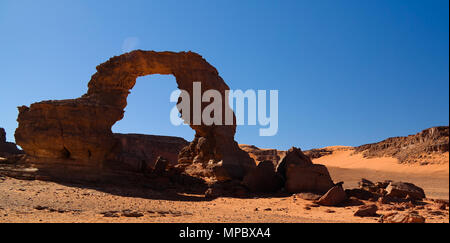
[239,144,284,166]
[354,126,449,164]
[241,126,449,165]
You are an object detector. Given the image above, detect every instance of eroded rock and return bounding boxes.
[239,144,283,165]
[355,126,449,164]
[277,148,334,194]
[153,156,169,175]
[354,204,378,217]
[0,128,22,156]
[14,51,255,180]
[345,188,375,201]
[111,134,188,172]
[380,212,426,223]
[385,182,426,201]
[316,185,347,206]
[242,160,283,193]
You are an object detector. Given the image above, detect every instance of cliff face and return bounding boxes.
[111,134,189,172]
[354,126,449,164]
[14,50,255,179]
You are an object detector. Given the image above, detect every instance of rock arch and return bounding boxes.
[15,50,255,179]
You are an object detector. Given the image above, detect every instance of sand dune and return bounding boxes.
[313,146,449,199]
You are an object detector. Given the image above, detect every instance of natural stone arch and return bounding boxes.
[15,50,255,179]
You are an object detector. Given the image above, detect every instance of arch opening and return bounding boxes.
[15,50,256,180]
[110,74,194,170]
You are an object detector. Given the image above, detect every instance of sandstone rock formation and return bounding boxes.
[276,147,335,194]
[153,156,169,175]
[0,128,22,156]
[242,160,283,193]
[354,204,378,217]
[316,185,347,206]
[303,148,333,159]
[15,50,255,179]
[380,212,426,223]
[111,134,188,172]
[385,181,426,201]
[355,126,449,164]
[239,144,283,166]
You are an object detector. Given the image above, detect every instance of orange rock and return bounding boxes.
[15,51,255,179]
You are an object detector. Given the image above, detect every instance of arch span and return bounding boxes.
[15,50,255,179]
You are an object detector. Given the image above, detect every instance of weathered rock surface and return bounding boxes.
[0,128,5,142]
[0,128,22,156]
[278,147,334,194]
[153,156,169,175]
[294,192,322,201]
[284,165,335,194]
[15,50,255,179]
[385,181,426,201]
[345,188,375,201]
[303,148,333,159]
[355,126,449,164]
[380,212,426,223]
[358,178,375,189]
[242,160,283,193]
[239,144,283,166]
[354,204,378,217]
[111,133,188,172]
[316,185,347,206]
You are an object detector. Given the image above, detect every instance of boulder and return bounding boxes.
[316,185,347,206]
[284,164,334,194]
[385,182,426,201]
[354,204,378,217]
[242,160,283,193]
[276,147,313,180]
[277,147,334,194]
[380,212,426,223]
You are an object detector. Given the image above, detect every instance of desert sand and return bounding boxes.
[315,146,449,200]
[1,147,448,223]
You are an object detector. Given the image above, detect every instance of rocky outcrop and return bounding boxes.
[239,144,283,166]
[303,148,333,159]
[111,134,188,172]
[277,147,335,194]
[284,164,334,193]
[355,126,449,164]
[15,50,255,180]
[0,128,22,156]
[242,160,283,193]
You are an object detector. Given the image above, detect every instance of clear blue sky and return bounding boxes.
[1,0,448,150]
